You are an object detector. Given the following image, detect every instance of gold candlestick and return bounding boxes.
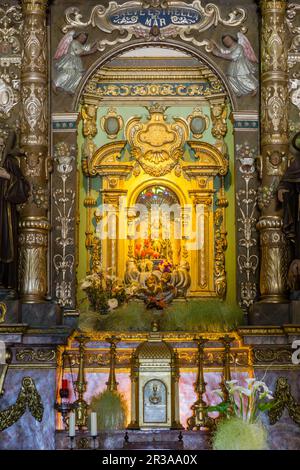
[220,335,234,402]
[187,337,214,431]
[73,334,89,429]
[106,336,120,392]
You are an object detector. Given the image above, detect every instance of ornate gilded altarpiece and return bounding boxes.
[50,0,261,320]
[1,0,300,451]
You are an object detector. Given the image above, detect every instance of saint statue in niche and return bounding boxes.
[53,31,98,94]
[0,130,30,294]
[211,33,258,97]
[278,132,300,297]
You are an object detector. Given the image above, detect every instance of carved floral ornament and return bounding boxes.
[0,3,23,120]
[61,0,247,51]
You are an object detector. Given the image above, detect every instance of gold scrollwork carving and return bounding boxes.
[0,377,44,432]
[83,141,128,176]
[187,141,228,176]
[269,377,300,426]
[61,1,246,53]
[0,303,7,324]
[125,104,189,177]
[15,348,56,363]
[253,348,292,364]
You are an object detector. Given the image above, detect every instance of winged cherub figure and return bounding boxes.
[211,33,258,97]
[53,31,98,94]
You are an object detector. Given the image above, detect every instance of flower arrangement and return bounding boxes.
[80,268,126,315]
[208,378,274,450]
[134,239,161,260]
[209,378,274,423]
[158,259,173,273]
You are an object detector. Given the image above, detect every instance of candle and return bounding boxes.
[69,411,76,437]
[62,379,68,390]
[90,412,97,437]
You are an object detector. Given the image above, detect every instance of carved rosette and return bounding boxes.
[19,0,49,302]
[259,0,289,301]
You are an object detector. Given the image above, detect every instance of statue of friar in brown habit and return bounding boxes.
[278,132,300,295]
[0,130,30,294]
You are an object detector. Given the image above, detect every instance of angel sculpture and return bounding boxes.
[211,33,258,97]
[53,31,98,95]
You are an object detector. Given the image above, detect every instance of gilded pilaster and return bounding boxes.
[19,0,49,302]
[259,0,289,301]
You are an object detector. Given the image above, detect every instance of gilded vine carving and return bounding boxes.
[0,377,44,432]
[236,144,259,311]
[214,207,227,299]
[53,142,76,308]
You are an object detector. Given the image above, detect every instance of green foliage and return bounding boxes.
[90,390,127,430]
[80,298,244,332]
[212,417,268,450]
[97,302,153,331]
[160,300,244,332]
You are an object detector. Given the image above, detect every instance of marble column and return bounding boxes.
[19,0,49,303]
[258,0,289,302]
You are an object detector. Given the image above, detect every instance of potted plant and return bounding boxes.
[208,378,274,450]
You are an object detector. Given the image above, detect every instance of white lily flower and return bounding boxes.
[80,280,92,290]
[108,298,118,310]
[233,386,252,396]
[245,378,256,386]
[225,380,238,387]
[212,389,224,399]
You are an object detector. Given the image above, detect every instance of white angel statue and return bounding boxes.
[53,31,97,94]
[212,33,258,97]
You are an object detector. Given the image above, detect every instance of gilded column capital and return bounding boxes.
[21,0,47,14]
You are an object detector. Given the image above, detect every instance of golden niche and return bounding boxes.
[82,101,229,299]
